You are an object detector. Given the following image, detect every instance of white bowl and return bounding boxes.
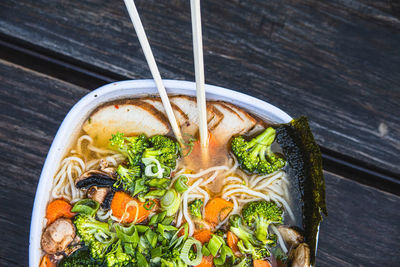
[29,79,292,266]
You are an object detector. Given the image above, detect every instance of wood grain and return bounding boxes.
[0,0,399,174]
[0,60,399,266]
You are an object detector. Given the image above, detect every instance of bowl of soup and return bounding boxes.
[30,79,324,267]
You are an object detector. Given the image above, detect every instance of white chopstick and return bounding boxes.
[190,0,208,148]
[123,0,184,144]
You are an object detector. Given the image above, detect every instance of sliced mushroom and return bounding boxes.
[101,191,115,210]
[87,186,111,204]
[75,170,115,189]
[41,218,76,254]
[277,225,304,249]
[289,243,310,267]
[100,159,117,178]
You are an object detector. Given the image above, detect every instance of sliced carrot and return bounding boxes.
[227,231,241,256]
[193,230,213,244]
[111,192,156,223]
[195,255,213,267]
[45,199,75,225]
[253,259,272,267]
[204,197,234,225]
[39,255,56,267]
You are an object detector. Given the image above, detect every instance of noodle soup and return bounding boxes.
[37,93,324,267]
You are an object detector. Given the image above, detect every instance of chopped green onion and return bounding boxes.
[182,133,197,157]
[136,252,149,267]
[151,246,163,258]
[169,223,188,249]
[114,224,139,254]
[146,178,171,189]
[144,199,156,210]
[144,189,167,199]
[145,229,158,248]
[160,189,181,216]
[208,235,225,257]
[213,245,235,265]
[71,199,99,216]
[174,175,188,193]
[142,158,164,178]
[136,225,150,233]
[161,216,174,225]
[202,244,211,256]
[157,224,178,239]
[180,238,203,266]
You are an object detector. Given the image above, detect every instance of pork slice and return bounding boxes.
[141,97,189,128]
[222,102,256,132]
[207,104,223,130]
[83,100,170,144]
[210,102,247,143]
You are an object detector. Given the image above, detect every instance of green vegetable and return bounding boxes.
[143,135,180,169]
[180,238,203,266]
[146,178,171,189]
[275,116,327,265]
[160,189,181,216]
[188,199,203,219]
[207,235,224,257]
[229,215,260,247]
[114,224,139,255]
[213,245,235,266]
[157,224,178,240]
[174,175,189,193]
[104,240,132,267]
[270,246,288,262]
[241,201,283,245]
[114,165,142,193]
[233,257,252,267]
[74,214,116,259]
[136,252,149,267]
[109,132,149,167]
[59,247,99,266]
[71,199,99,216]
[144,189,167,199]
[231,127,286,174]
[142,157,166,178]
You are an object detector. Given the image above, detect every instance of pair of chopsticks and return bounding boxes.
[123,0,208,148]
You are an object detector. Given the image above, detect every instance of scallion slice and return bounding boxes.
[179,238,202,266]
[160,189,181,216]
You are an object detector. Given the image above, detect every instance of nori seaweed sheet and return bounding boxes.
[275,116,327,265]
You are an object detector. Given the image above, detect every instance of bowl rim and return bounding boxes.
[29,79,294,266]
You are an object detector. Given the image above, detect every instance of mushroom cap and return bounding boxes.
[75,170,115,189]
[277,225,304,249]
[41,218,76,254]
[290,243,311,267]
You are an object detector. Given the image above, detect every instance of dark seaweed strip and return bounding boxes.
[275,116,327,265]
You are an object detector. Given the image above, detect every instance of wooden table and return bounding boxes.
[0,0,399,266]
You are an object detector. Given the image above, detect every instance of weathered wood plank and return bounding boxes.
[0,60,399,266]
[0,0,399,174]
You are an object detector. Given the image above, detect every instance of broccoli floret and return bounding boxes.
[160,247,185,267]
[233,257,252,267]
[59,247,99,267]
[110,132,149,167]
[74,214,116,260]
[188,199,203,219]
[114,165,142,192]
[241,201,283,245]
[231,127,286,174]
[229,215,260,247]
[105,240,133,267]
[142,135,180,169]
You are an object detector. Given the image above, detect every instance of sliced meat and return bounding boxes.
[170,95,201,136]
[41,218,76,254]
[87,186,111,205]
[290,243,311,267]
[206,104,223,130]
[222,102,256,132]
[141,97,189,128]
[83,100,170,144]
[210,102,249,143]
